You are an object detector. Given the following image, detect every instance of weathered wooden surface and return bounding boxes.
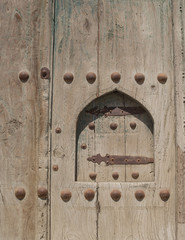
[0,0,51,239]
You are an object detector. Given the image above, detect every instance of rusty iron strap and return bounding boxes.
[87,154,154,165]
[86,106,145,116]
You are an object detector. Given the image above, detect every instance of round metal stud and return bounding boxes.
[112,172,119,180]
[134,73,145,85]
[63,72,74,84]
[135,190,145,201]
[88,122,95,130]
[84,189,95,201]
[53,165,59,171]
[15,188,26,200]
[132,172,139,179]
[110,190,121,201]
[37,187,48,200]
[111,72,121,83]
[81,143,87,149]
[159,190,170,202]
[130,122,136,130]
[60,190,72,202]
[19,71,29,83]
[89,172,97,180]
[41,67,50,79]
[157,73,168,84]
[86,72,96,84]
[110,123,118,130]
[55,127,61,134]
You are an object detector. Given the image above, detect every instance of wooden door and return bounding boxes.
[51,0,176,239]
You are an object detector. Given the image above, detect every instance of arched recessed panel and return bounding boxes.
[76,91,154,182]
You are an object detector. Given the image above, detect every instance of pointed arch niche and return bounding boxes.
[75,91,154,182]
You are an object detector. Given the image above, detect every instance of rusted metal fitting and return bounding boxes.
[19,71,29,83]
[55,127,61,134]
[86,72,96,84]
[60,190,72,202]
[41,67,50,79]
[63,72,74,84]
[135,190,145,201]
[89,172,97,180]
[132,172,139,179]
[15,188,26,200]
[110,122,118,130]
[159,190,170,202]
[157,73,167,84]
[88,122,95,130]
[112,172,119,180]
[130,122,136,130]
[84,189,95,201]
[134,73,145,85]
[37,187,48,200]
[53,164,59,171]
[81,143,87,149]
[110,190,121,201]
[111,72,121,83]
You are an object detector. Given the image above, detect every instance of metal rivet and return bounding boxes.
[64,72,74,84]
[112,172,119,180]
[89,122,95,130]
[135,190,145,201]
[60,190,72,202]
[55,127,61,134]
[19,71,29,83]
[130,122,136,129]
[15,188,26,200]
[84,189,95,201]
[159,190,170,202]
[110,190,121,201]
[111,72,121,83]
[37,187,48,200]
[110,123,118,130]
[89,172,97,180]
[134,73,145,85]
[157,73,168,84]
[41,67,50,79]
[86,72,96,84]
[53,165,59,171]
[81,143,87,149]
[132,172,139,179]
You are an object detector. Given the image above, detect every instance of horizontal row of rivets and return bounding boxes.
[18,67,50,83]
[89,172,139,180]
[15,187,48,200]
[63,72,168,84]
[60,189,170,202]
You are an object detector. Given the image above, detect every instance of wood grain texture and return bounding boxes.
[0,0,51,239]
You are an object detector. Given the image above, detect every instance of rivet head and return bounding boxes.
[19,71,29,83]
[64,72,74,84]
[130,122,136,130]
[41,67,50,79]
[81,143,87,149]
[132,172,139,179]
[110,123,118,130]
[88,122,95,130]
[110,190,121,201]
[53,164,59,171]
[135,190,145,201]
[84,189,95,201]
[55,127,61,134]
[15,188,26,200]
[157,73,168,84]
[159,190,170,202]
[111,72,121,83]
[112,172,119,180]
[37,187,48,200]
[134,73,145,85]
[86,72,96,84]
[89,172,97,180]
[60,190,72,202]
